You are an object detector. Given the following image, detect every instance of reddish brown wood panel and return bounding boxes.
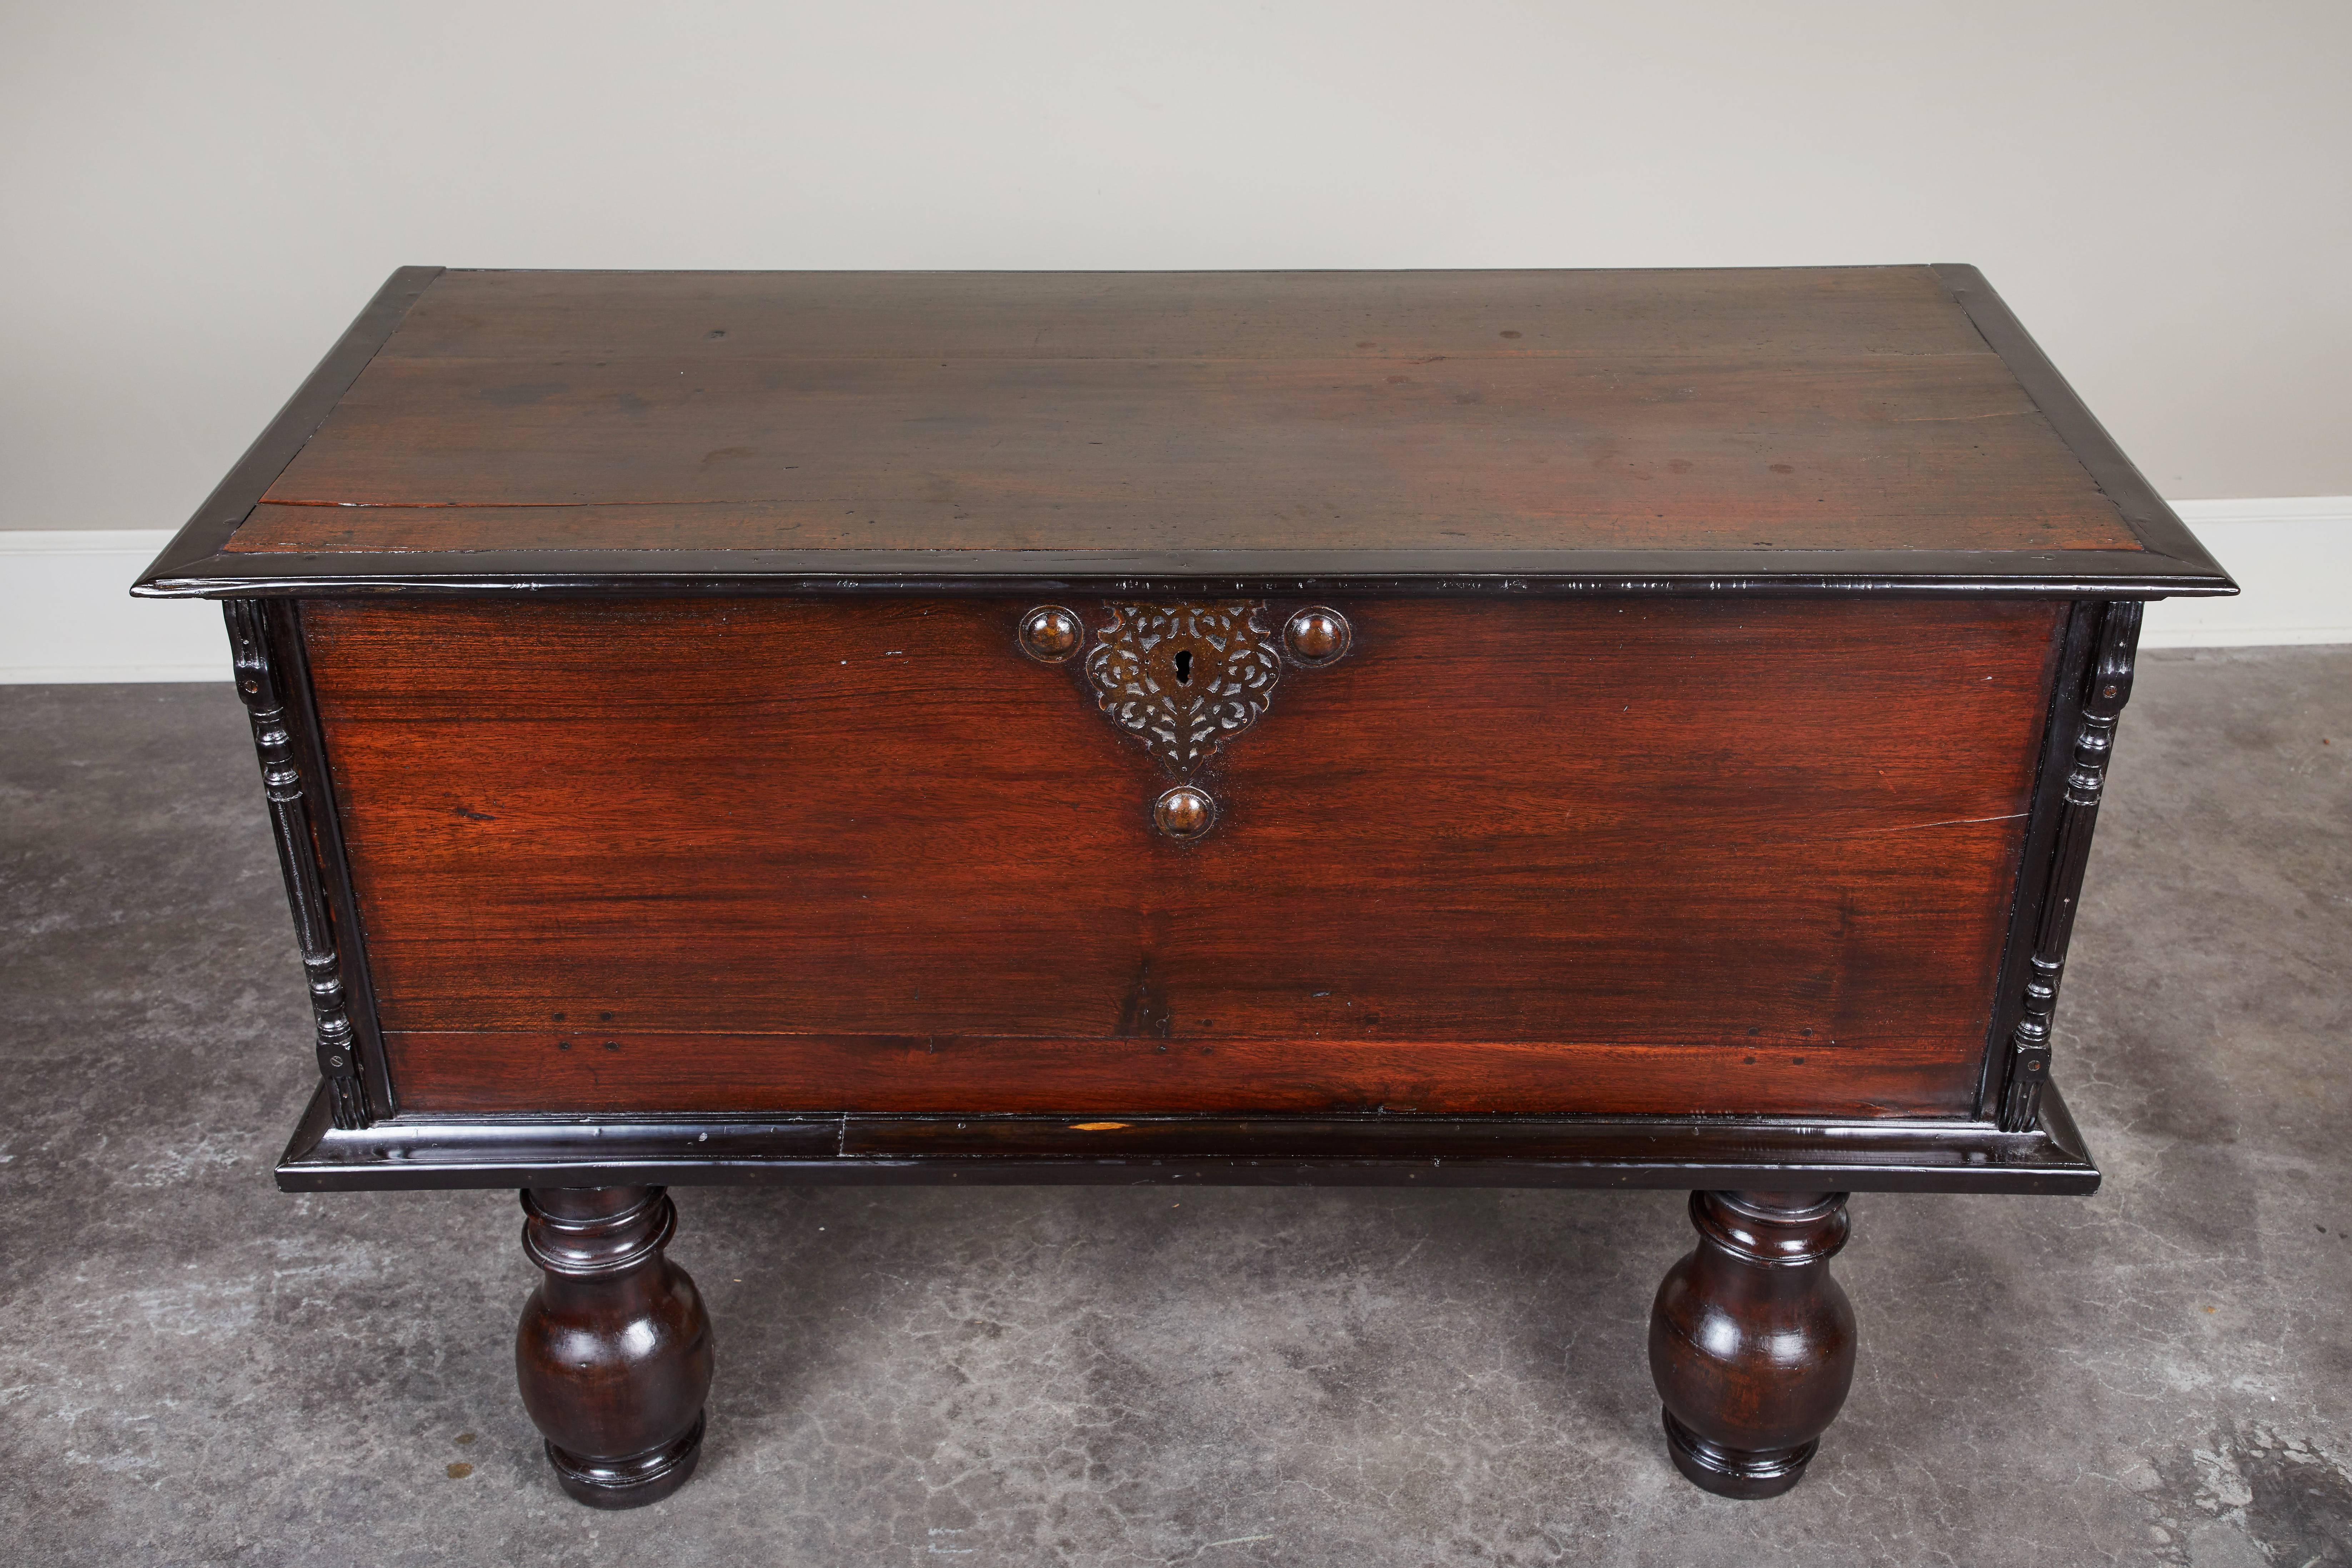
[384,1032,2010,1118]
[305,596,2062,1118]
[230,268,2139,557]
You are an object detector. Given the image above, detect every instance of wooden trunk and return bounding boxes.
[135,265,2232,1504]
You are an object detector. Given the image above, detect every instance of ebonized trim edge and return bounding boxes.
[272,600,397,1117]
[1975,600,2098,1117]
[226,601,369,1128]
[1996,601,2143,1131]
[134,547,2233,600]
[276,1084,2100,1195]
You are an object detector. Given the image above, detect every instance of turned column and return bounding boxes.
[516,1185,715,1508]
[1647,1190,1856,1499]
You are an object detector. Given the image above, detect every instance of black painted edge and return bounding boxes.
[2034,1074,2095,1168]
[270,600,397,1117]
[131,266,443,594]
[1975,600,2099,1118]
[275,1083,2101,1195]
[1934,264,2235,591]
[133,546,2233,600]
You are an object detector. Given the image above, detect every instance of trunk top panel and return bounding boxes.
[136,266,2233,600]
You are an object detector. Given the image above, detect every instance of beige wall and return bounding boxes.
[4,0,2347,534]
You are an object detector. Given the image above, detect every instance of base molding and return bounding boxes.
[1661,1408,1818,1499]
[544,1414,706,1510]
[275,1082,2099,1195]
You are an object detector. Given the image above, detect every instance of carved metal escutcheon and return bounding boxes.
[1023,600,1350,839]
[1085,602,1283,779]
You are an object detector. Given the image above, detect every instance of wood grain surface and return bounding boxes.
[304,595,2063,1118]
[231,268,2140,557]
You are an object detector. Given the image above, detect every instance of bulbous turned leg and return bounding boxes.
[516,1185,714,1508]
[1647,1190,1857,1499]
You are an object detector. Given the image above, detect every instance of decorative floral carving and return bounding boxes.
[1083,602,1283,779]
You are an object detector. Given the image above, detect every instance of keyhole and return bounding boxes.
[1174,648,1193,685]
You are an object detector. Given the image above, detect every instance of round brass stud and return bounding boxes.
[1019,604,1083,662]
[1284,605,1351,666]
[1153,784,1216,842]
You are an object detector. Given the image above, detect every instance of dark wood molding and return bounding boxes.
[133,544,2230,601]
[1998,601,2142,1131]
[269,600,396,1117]
[225,600,372,1128]
[1935,264,2231,581]
[1975,599,2099,1118]
[276,1083,2099,1194]
[132,266,443,594]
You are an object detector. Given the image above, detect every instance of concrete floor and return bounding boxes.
[0,646,2345,1568]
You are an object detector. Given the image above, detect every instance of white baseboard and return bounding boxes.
[0,531,225,683]
[2141,498,2352,648]
[3,502,2344,682]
